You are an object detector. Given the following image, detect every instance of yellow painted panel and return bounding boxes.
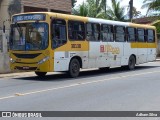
[55,41,89,52]
[131,43,157,48]
[129,23,156,29]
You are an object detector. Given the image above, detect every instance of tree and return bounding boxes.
[105,0,126,21]
[127,6,141,18]
[87,0,106,18]
[141,0,160,15]
[8,0,21,18]
[72,2,88,17]
[132,7,141,18]
[72,0,77,8]
[72,0,107,18]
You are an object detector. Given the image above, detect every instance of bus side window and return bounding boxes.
[127,27,136,42]
[137,28,145,42]
[101,24,114,42]
[86,23,100,41]
[147,29,155,43]
[68,21,85,41]
[52,19,67,49]
[115,26,125,42]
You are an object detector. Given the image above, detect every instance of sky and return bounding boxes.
[76,0,147,16]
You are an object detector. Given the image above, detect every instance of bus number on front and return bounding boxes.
[71,44,81,48]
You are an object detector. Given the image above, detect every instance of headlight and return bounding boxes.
[38,56,49,65]
[10,58,15,63]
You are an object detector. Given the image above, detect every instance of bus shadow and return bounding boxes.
[14,65,160,81]
[79,65,160,78]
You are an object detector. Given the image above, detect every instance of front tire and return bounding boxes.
[68,59,80,78]
[35,72,47,77]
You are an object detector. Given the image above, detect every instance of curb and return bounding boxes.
[0,72,34,78]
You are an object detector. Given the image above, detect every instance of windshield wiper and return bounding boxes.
[14,22,23,37]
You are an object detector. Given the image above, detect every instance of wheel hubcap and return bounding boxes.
[72,62,79,73]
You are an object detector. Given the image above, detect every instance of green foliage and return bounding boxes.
[72,0,77,8]
[154,23,160,34]
[72,0,127,21]
[105,0,126,21]
[8,0,21,18]
[142,0,160,15]
[132,7,141,18]
[72,0,107,18]
[72,2,88,17]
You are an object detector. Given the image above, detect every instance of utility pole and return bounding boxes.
[129,0,133,22]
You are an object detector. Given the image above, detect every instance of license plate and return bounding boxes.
[23,66,30,70]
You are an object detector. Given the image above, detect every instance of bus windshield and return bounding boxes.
[10,22,48,51]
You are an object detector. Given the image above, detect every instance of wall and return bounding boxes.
[21,0,71,13]
[0,30,10,73]
[0,0,11,31]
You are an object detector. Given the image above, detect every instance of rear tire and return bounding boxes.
[68,58,80,78]
[35,72,47,77]
[128,55,136,70]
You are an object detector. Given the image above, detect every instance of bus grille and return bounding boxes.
[13,53,41,59]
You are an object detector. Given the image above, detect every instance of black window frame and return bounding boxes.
[147,29,155,43]
[114,26,126,42]
[68,20,85,41]
[51,18,67,49]
[86,22,100,41]
[137,28,145,42]
[126,27,136,42]
[101,24,114,42]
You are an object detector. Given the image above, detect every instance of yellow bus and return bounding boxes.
[9,12,157,77]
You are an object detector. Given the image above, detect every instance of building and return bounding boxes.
[133,16,160,25]
[0,0,72,31]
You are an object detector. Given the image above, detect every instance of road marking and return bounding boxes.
[0,95,15,100]
[0,70,160,100]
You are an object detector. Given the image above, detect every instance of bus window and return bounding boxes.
[127,27,136,42]
[101,24,114,42]
[52,19,67,49]
[86,23,100,41]
[115,26,125,42]
[147,29,155,43]
[68,21,85,41]
[137,28,145,42]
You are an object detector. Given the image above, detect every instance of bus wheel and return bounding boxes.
[128,55,136,70]
[35,72,47,77]
[69,58,80,78]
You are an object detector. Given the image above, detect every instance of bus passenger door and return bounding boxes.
[108,42,123,67]
[87,23,101,68]
[147,29,157,61]
[108,26,125,67]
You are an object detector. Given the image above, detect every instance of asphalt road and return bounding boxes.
[0,61,160,120]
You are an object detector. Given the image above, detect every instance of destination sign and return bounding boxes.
[12,14,46,23]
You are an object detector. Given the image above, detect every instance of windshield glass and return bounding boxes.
[10,22,48,51]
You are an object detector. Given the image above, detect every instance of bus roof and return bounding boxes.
[13,12,156,29]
